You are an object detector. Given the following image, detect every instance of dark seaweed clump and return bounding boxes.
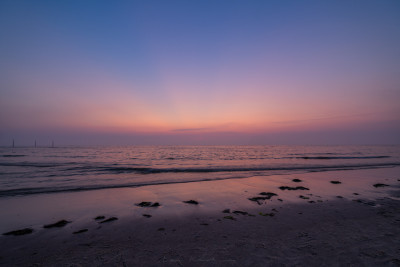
[373,183,389,188]
[183,200,199,205]
[248,192,278,205]
[279,186,309,191]
[330,181,342,184]
[73,229,88,234]
[233,210,248,215]
[259,212,274,217]
[43,220,71,228]
[136,202,161,207]
[3,228,33,236]
[259,192,277,198]
[292,179,302,182]
[248,192,277,204]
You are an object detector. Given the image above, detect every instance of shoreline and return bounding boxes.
[1,163,399,198]
[1,167,399,266]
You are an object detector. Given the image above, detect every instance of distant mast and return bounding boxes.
[12,139,15,148]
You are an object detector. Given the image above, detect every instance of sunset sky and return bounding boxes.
[1,0,399,145]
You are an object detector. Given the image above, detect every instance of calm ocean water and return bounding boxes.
[0,145,399,197]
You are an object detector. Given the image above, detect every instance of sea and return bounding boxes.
[1,145,399,198]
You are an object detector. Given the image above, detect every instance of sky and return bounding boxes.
[0,0,400,146]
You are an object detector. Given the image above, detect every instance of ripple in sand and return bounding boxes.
[99,217,118,223]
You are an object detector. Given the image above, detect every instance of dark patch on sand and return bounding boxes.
[223,216,236,221]
[292,179,302,182]
[136,202,161,207]
[183,200,199,205]
[73,229,88,234]
[99,217,118,223]
[248,197,269,205]
[259,212,275,217]
[259,192,277,198]
[353,199,376,206]
[248,192,277,205]
[3,228,33,236]
[299,195,310,199]
[279,186,309,191]
[143,214,152,218]
[233,210,248,216]
[94,216,105,221]
[330,181,342,184]
[158,228,165,231]
[43,220,71,228]
[222,209,230,213]
[373,183,389,188]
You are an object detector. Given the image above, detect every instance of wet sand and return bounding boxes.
[1,167,399,266]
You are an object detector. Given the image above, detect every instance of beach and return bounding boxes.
[1,167,399,266]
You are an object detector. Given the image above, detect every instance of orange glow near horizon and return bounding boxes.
[3,72,398,136]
